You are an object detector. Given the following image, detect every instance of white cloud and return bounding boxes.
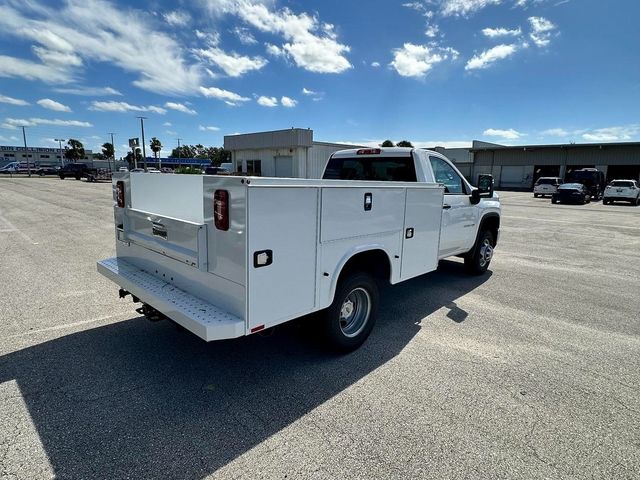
[199,86,251,105]
[164,102,197,115]
[2,117,93,129]
[0,94,29,106]
[281,96,297,107]
[89,101,166,114]
[53,86,121,96]
[232,26,258,45]
[483,128,525,139]
[425,25,440,37]
[390,43,458,78]
[210,2,351,73]
[265,43,286,58]
[542,128,569,137]
[163,122,172,127]
[257,96,278,107]
[371,61,381,67]
[0,135,20,142]
[465,44,518,70]
[163,10,191,26]
[482,26,522,38]
[195,47,268,77]
[199,125,221,132]
[302,88,317,96]
[0,1,203,95]
[528,16,556,47]
[0,54,74,84]
[581,125,640,142]
[37,98,71,112]
[440,0,502,17]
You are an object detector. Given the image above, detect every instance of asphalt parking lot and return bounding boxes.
[1,177,639,480]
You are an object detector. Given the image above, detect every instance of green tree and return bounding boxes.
[396,140,413,147]
[170,145,196,158]
[381,140,395,147]
[150,137,162,159]
[102,142,114,159]
[125,148,142,167]
[64,139,85,162]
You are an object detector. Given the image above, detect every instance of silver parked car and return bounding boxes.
[533,177,562,197]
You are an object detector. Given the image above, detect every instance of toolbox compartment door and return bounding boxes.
[246,186,319,329]
[124,208,207,269]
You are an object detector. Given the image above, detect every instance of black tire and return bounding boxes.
[323,273,378,352]
[59,175,65,180]
[75,174,81,180]
[602,198,609,205]
[533,193,538,198]
[464,230,495,275]
[551,198,557,204]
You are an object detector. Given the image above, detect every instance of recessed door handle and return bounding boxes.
[442,204,451,210]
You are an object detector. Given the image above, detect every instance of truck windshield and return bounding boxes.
[323,156,416,182]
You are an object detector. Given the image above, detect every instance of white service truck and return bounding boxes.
[98,147,500,350]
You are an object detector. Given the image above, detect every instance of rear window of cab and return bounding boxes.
[323,157,417,182]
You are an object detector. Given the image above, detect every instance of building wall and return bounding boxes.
[473,143,640,188]
[0,145,98,167]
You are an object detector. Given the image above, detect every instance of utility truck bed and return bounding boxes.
[98,148,500,350]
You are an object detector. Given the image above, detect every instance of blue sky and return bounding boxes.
[0,0,638,158]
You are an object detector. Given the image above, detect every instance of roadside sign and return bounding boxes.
[128,138,139,148]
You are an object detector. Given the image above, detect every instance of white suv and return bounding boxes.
[603,180,640,205]
[533,177,562,197]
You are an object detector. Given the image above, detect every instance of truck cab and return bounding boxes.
[322,147,500,261]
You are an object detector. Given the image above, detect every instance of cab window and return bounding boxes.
[429,156,465,194]
[323,157,417,182]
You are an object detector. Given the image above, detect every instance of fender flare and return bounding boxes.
[326,245,395,308]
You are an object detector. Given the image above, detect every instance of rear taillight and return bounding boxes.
[214,190,229,231]
[116,181,125,208]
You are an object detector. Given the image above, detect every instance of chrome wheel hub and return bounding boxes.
[479,239,493,268]
[339,288,371,338]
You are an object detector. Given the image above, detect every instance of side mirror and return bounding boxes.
[471,174,494,204]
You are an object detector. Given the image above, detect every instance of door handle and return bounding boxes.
[442,204,451,210]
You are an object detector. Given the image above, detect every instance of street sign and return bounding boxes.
[128,138,139,148]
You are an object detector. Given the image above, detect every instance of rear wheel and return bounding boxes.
[533,193,539,198]
[552,198,558,204]
[323,273,378,352]
[464,230,495,275]
[59,175,65,180]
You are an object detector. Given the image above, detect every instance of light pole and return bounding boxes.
[137,116,147,170]
[21,126,31,178]
[55,138,65,167]
[108,132,116,172]
[176,137,182,168]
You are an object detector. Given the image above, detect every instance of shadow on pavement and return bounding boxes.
[0,260,490,479]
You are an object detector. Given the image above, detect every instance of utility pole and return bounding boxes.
[137,116,147,170]
[108,132,116,172]
[177,138,182,167]
[55,138,65,168]
[21,126,31,178]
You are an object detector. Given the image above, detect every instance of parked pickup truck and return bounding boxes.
[97,147,500,350]
[59,163,112,182]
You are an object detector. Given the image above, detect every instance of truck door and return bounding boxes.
[428,155,477,257]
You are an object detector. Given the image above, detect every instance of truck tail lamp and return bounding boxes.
[214,189,230,231]
[116,181,125,208]
[356,148,381,155]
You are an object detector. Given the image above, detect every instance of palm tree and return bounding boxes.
[150,137,162,170]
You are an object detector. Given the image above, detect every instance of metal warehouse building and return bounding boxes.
[224,128,361,178]
[471,141,640,189]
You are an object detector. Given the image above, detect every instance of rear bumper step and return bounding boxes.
[97,257,245,341]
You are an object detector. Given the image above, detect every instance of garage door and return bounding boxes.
[500,166,527,188]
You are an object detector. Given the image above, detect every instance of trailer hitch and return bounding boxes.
[135,304,166,322]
